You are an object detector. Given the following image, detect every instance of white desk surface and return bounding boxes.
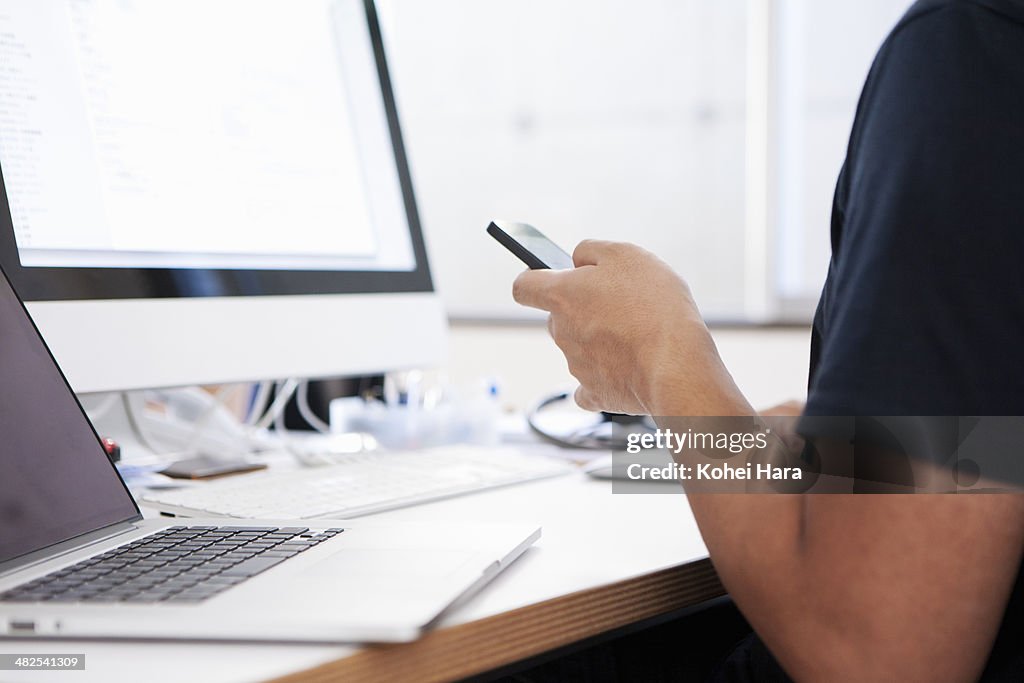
[0,471,708,683]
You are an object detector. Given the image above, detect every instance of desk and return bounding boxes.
[1,473,722,683]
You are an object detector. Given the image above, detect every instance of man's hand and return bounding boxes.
[760,400,804,417]
[512,240,751,416]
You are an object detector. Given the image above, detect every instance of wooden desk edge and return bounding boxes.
[270,559,724,683]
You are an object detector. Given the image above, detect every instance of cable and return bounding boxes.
[274,382,289,436]
[296,380,331,434]
[184,383,246,454]
[245,381,272,426]
[271,380,328,467]
[251,378,299,431]
[121,392,174,456]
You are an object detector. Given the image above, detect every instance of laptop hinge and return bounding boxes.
[0,518,143,579]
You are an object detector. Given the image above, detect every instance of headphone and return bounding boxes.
[526,391,656,450]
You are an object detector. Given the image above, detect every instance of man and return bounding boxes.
[512,0,1024,679]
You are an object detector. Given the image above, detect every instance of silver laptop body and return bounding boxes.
[0,265,538,643]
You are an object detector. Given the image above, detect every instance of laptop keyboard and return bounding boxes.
[0,525,343,604]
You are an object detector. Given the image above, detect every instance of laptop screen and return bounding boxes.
[0,267,138,564]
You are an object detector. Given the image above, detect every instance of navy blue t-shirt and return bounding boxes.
[802,1,1024,678]
[807,0,1024,417]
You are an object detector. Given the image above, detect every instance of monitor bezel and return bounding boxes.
[0,0,433,302]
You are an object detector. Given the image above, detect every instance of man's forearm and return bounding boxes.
[674,484,1018,682]
[684,494,816,674]
[650,401,1012,681]
[647,401,830,676]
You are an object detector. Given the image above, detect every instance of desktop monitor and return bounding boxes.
[0,0,446,394]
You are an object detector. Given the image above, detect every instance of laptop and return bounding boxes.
[0,266,539,643]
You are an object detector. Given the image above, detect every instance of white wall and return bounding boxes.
[378,0,913,321]
[776,0,912,300]
[379,0,749,320]
[445,323,811,414]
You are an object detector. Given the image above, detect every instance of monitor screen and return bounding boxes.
[0,0,432,298]
[0,0,446,393]
[3,0,416,275]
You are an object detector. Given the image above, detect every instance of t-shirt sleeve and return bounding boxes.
[805,3,1024,417]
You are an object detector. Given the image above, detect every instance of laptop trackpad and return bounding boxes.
[284,548,479,618]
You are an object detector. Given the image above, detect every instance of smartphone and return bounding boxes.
[487,221,574,270]
[161,454,267,480]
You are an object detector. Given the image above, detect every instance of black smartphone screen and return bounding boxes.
[487,221,574,270]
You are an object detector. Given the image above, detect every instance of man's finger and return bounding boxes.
[572,239,619,267]
[512,269,564,311]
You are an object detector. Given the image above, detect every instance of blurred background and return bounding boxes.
[376,0,908,323]
[364,0,913,409]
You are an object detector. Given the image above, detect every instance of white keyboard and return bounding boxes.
[141,446,572,519]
